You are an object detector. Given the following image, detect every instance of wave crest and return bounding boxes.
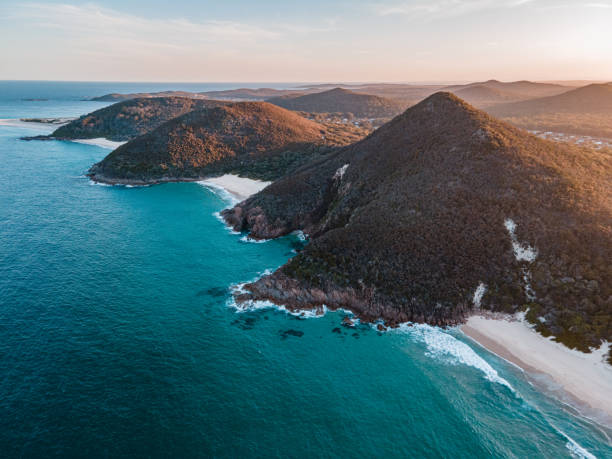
[402,324,516,392]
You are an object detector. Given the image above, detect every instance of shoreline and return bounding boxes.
[198,174,271,201]
[17,131,127,150]
[90,173,270,202]
[71,138,127,149]
[0,118,60,133]
[228,271,612,433]
[461,314,612,429]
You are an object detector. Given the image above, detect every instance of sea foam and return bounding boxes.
[401,324,515,392]
[560,430,597,459]
[198,181,239,206]
[212,211,240,234]
[240,235,270,244]
[227,269,330,318]
[227,277,328,318]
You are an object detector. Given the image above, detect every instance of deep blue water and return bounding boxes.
[0,81,610,458]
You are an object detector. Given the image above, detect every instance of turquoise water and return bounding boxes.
[0,82,610,458]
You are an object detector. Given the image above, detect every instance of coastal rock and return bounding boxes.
[342,316,354,327]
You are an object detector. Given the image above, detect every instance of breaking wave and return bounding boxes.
[212,211,240,234]
[400,323,516,392]
[227,272,328,318]
[240,235,270,244]
[197,181,239,205]
[559,430,597,459]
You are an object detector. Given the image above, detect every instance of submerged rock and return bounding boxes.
[280,329,304,339]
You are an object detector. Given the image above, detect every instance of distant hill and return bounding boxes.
[223,93,611,354]
[296,84,445,105]
[444,80,571,107]
[452,84,524,106]
[88,102,367,184]
[489,83,612,137]
[490,83,612,114]
[201,88,309,100]
[91,88,316,102]
[447,79,570,97]
[50,97,223,141]
[90,91,208,102]
[267,88,406,118]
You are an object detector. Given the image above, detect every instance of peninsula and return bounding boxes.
[222,93,611,364]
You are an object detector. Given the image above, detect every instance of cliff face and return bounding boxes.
[88,102,368,184]
[52,97,223,141]
[223,93,612,350]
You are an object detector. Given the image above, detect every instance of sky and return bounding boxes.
[1,0,611,83]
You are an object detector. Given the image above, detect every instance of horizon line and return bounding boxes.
[2,78,611,85]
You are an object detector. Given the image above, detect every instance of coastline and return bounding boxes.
[0,118,61,133]
[90,172,270,202]
[71,138,127,149]
[198,174,271,201]
[461,314,612,429]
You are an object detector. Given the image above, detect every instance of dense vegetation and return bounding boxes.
[89,91,207,102]
[224,93,611,357]
[497,113,612,139]
[52,97,223,141]
[441,80,568,108]
[267,88,406,119]
[88,102,368,183]
[489,83,612,138]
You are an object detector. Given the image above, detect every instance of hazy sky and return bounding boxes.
[1,0,611,82]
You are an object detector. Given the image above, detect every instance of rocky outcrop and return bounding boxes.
[237,272,467,327]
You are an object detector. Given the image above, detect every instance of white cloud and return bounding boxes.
[375,0,537,17]
[10,3,281,45]
[0,2,313,80]
[1,1,610,81]
[585,2,612,7]
[3,2,330,62]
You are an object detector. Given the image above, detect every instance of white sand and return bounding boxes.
[462,315,612,427]
[71,138,127,149]
[198,174,271,201]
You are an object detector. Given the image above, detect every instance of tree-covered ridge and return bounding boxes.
[88,102,369,183]
[223,93,611,358]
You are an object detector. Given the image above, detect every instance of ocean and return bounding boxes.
[0,81,610,458]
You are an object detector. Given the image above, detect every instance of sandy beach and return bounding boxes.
[71,138,127,149]
[462,315,612,427]
[198,174,271,201]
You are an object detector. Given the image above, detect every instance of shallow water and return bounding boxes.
[0,82,610,458]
